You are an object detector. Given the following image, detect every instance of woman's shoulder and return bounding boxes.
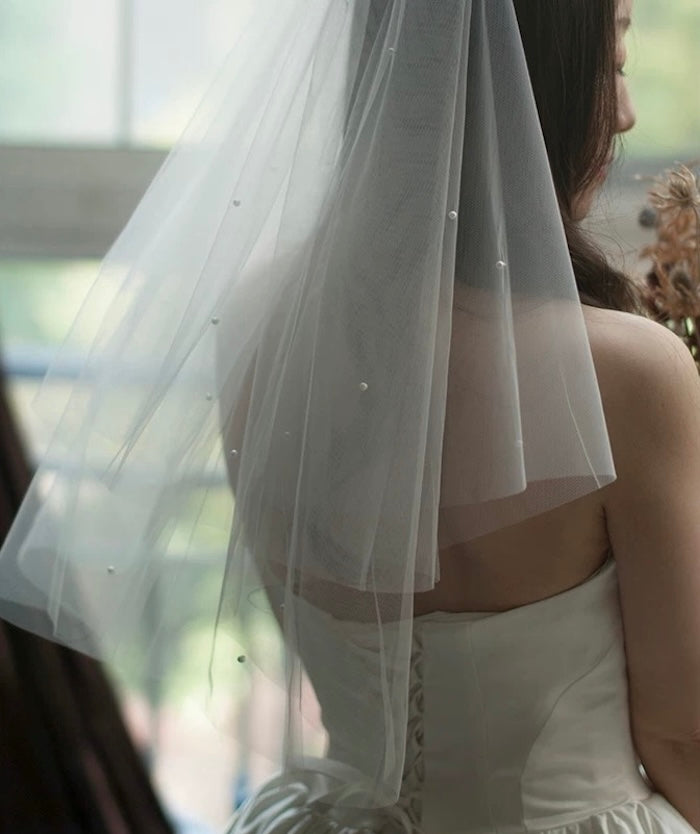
[582,304,700,505]
[582,305,698,407]
[582,304,700,504]
[581,308,700,748]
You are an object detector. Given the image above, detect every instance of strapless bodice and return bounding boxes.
[408,559,645,832]
[229,561,693,834]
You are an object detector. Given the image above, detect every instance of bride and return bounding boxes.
[0,0,699,831]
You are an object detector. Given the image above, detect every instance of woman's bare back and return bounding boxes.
[415,488,610,615]
[416,304,699,617]
[415,305,619,616]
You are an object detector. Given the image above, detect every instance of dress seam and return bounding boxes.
[519,639,621,826]
[467,625,502,834]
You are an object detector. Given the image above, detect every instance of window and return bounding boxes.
[588,2,700,272]
[626,0,700,160]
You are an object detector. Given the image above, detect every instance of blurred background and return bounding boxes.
[0,1,697,831]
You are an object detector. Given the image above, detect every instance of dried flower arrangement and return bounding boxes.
[640,162,700,370]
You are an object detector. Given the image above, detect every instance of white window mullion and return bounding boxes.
[118,0,136,144]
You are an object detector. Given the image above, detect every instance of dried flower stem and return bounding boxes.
[640,162,700,372]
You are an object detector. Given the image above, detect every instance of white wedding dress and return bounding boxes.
[227,560,694,834]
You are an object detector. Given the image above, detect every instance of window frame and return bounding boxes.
[0,145,164,259]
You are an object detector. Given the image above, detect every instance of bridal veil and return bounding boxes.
[0,0,615,808]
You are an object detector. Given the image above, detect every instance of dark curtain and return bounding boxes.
[0,369,175,834]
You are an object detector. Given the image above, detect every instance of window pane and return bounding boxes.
[0,258,97,347]
[0,258,97,458]
[626,1,700,159]
[0,1,120,144]
[131,0,255,146]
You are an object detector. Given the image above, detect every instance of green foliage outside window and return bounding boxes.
[626,0,700,159]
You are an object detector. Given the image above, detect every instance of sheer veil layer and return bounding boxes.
[0,0,614,807]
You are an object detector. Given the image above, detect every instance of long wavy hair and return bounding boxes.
[513,0,640,312]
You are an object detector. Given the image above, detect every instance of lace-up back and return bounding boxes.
[228,561,693,834]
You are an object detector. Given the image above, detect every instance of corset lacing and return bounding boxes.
[228,633,426,834]
[394,627,425,831]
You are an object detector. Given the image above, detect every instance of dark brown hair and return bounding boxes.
[512,0,640,312]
